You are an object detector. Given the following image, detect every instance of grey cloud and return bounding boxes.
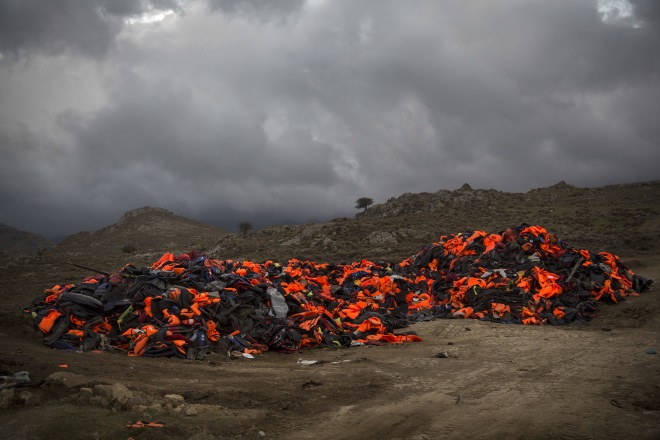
[57,72,268,182]
[0,0,120,59]
[43,66,344,235]
[99,0,151,17]
[0,123,98,236]
[0,0,181,60]
[99,0,184,17]
[1,0,659,238]
[631,0,660,25]
[252,129,341,186]
[206,0,305,21]
[211,0,660,193]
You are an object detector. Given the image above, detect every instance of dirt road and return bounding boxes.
[0,260,657,440]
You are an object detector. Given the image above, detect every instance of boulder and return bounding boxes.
[89,395,111,407]
[0,389,16,409]
[18,390,41,407]
[111,383,133,405]
[79,387,94,398]
[93,384,113,399]
[126,395,148,410]
[44,372,90,389]
[164,393,185,407]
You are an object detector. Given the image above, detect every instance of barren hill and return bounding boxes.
[0,223,53,257]
[211,180,660,263]
[53,206,228,263]
[0,207,228,290]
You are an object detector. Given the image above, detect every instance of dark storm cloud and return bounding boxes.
[206,0,305,20]
[99,0,184,17]
[0,0,180,59]
[34,66,344,235]
[0,0,658,238]
[631,0,660,25]
[57,69,340,187]
[0,0,118,59]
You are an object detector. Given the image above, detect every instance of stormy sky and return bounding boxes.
[1,0,658,238]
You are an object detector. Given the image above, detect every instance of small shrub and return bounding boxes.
[121,244,137,253]
[238,221,253,236]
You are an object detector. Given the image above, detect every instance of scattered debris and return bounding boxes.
[23,224,653,360]
[330,357,367,364]
[301,380,323,390]
[127,421,165,429]
[0,371,31,386]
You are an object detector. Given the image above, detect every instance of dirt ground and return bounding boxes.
[0,258,658,440]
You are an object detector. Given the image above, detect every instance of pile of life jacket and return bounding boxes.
[25,224,653,358]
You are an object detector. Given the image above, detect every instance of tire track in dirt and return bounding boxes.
[287,316,659,440]
[287,390,457,440]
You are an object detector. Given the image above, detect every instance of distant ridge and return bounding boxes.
[55,206,228,259]
[0,223,54,257]
[39,181,660,268]
[209,180,660,263]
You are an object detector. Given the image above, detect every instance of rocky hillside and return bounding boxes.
[358,180,660,249]
[54,206,228,262]
[210,180,660,263]
[7,181,657,281]
[0,223,54,257]
[0,207,229,287]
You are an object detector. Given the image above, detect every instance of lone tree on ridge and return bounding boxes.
[238,221,253,236]
[355,197,374,212]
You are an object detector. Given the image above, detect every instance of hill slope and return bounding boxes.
[0,223,54,257]
[54,206,228,262]
[18,180,659,276]
[211,180,660,263]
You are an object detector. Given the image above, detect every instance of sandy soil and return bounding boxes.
[0,259,657,440]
